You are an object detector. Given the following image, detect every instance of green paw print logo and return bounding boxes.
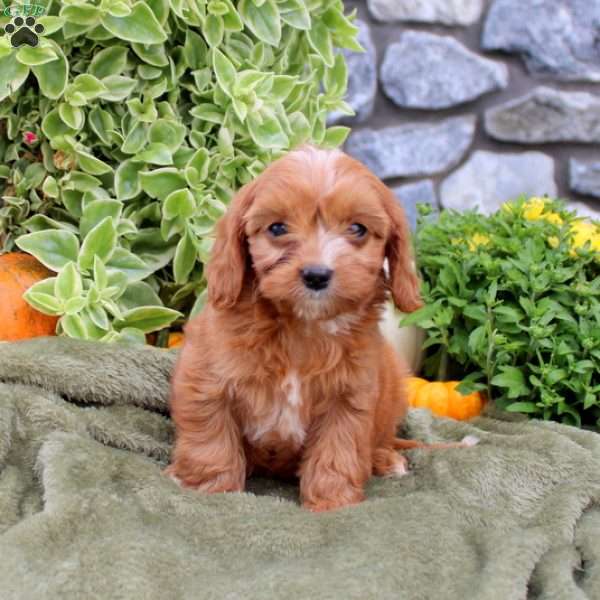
[2,15,44,47]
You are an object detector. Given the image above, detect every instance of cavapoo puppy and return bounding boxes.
[166,145,474,512]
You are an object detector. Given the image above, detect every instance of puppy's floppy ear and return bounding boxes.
[205,181,255,309]
[378,181,423,313]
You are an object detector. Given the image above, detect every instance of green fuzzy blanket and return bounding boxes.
[0,338,599,600]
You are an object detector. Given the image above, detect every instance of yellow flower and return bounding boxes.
[467,233,490,251]
[569,221,600,255]
[522,197,547,220]
[542,212,563,226]
[548,236,559,248]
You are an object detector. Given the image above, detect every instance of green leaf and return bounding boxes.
[78,217,118,271]
[89,46,129,78]
[322,126,350,148]
[101,2,167,43]
[464,304,487,322]
[183,30,208,69]
[247,108,288,149]
[114,327,147,344]
[134,143,173,165]
[80,199,123,237]
[60,314,88,338]
[270,75,297,101]
[16,44,58,66]
[163,189,196,220]
[23,215,77,234]
[94,256,108,289]
[278,0,311,30]
[213,48,236,97]
[185,148,211,186]
[148,119,186,152]
[221,0,243,30]
[23,290,63,317]
[69,74,108,100]
[190,103,224,124]
[76,150,113,175]
[115,306,182,333]
[88,107,115,145]
[238,0,281,46]
[399,303,438,327]
[99,75,138,102]
[505,402,539,414]
[0,53,30,101]
[140,168,187,200]
[121,120,148,154]
[60,4,103,25]
[42,108,77,138]
[288,112,311,146]
[491,367,531,399]
[31,42,69,99]
[468,326,486,355]
[107,248,153,282]
[64,296,88,315]
[58,103,84,131]
[119,281,163,310]
[55,262,83,301]
[86,304,110,330]
[37,15,66,35]
[203,13,224,46]
[16,230,80,271]
[174,230,197,283]
[115,160,145,200]
[307,20,334,67]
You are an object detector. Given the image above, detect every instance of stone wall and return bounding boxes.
[336,0,600,229]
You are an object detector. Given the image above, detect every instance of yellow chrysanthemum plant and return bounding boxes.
[403,197,599,428]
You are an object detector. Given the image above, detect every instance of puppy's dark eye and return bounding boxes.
[267,222,288,237]
[348,223,367,238]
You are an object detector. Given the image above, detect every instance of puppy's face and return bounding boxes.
[244,150,389,320]
[206,146,422,318]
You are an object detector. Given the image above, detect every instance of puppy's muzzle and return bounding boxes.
[300,265,333,291]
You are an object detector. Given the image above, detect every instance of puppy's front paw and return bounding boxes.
[303,495,364,513]
[301,483,364,513]
[164,463,245,494]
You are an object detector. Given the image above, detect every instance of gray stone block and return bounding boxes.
[485,88,600,143]
[392,180,438,230]
[328,20,377,125]
[482,0,600,82]
[381,32,508,110]
[345,116,476,180]
[367,0,484,25]
[440,151,558,214]
[569,159,600,199]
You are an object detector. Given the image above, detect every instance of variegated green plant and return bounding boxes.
[0,0,359,343]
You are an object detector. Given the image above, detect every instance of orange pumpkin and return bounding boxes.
[406,377,484,420]
[167,332,184,348]
[0,252,58,341]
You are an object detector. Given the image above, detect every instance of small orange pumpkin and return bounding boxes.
[167,332,184,349]
[0,252,58,341]
[406,377,484,420]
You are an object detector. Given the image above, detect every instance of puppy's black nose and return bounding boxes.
[300,265,333,291]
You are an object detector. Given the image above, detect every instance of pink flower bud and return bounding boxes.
[23,131,38,144]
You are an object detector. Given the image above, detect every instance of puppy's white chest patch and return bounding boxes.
[320,313,359,335]
[245,371,306,446]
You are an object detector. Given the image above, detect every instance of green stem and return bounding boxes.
[437,331,449,381]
